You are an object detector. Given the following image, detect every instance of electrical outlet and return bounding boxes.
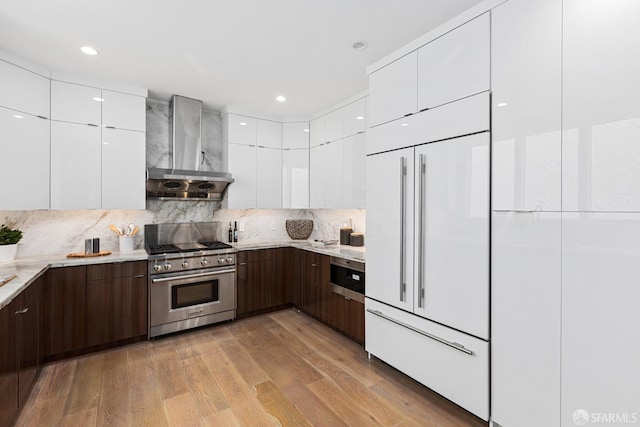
[270,222,276,231]
[239,223,245,232]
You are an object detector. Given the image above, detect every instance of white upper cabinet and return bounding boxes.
[0,59,50,118]
[309,144,326,208]
[256,147,282,208]
[562,0,640,212]
[369,52,418,127]
[50,121,102,210]
[227,114,257,146]
[282,148,309,209]
[256,119,282,149]
[227,143,257,209]
[418,13,490,111]
[310,115,326,148]
[343,133,366,209]
[492,0,562,212]
[51,80,102,126]
[342,98,366,137]
[101,128,145,210]
[102,90,146,132]
[324,140,344,209]
[0,107,50,210]
[282,122,309,149]
[325,108,343,143]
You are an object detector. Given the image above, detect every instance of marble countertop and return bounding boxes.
[0,242,365,310]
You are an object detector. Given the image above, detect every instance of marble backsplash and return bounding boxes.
[0,205,365,258]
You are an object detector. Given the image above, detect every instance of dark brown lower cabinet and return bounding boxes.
[41,266,87,359]
[301,250,324,318]
[0,298,18,425]
[86,261,147,346]
[237,249,273,316]
[333,295,365,345]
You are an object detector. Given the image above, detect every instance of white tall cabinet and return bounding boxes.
[282,122,309,209]
[0,58,50,210]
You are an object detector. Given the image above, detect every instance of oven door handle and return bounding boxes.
[151,269,235,284]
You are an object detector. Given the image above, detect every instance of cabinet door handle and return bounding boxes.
[239,262,247,266]
[366,309,473,355]
[15,308,29,315]
[311,263,317,267]
[417,154,426,308]
[399,156,407,302]
[134,274,146,279]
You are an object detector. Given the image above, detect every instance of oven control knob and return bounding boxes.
[218,258,225,264]
[153,263,162,272]
[181,261,189,269]
[227,257,233,264]
[164,263,172,271]
[201,259,209,266]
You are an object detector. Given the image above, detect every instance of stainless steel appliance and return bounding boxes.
[145,222,237,338]
[330,257,365,303]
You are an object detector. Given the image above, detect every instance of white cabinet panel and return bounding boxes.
[492,0,562,212]
[101,128,145,209]
[256,147,281,209]
[50,121,101,209]
[343,133,366,209]
[368,52,417,127]
[563,0,640,212]
[325,108,343,143]
[102,90,146,132]
[282,122,309,149]
[51,81,101,126]
[366,299,489,421]
[417,13,489,111]
[342,98,366,137]
[562,212,640,424]
[366,148,415,312]
[0,107,50,209]
[324,140,344,209]
[0,60,50,118]
[310,116,326,148]
[256,119,282,149]
[227,144,256,209]
[492,211,561,427]
[227,114,256,146]
[309,144,326,208]
[367,92,490,155]
[414,133,489,339]
[282,149,309,209]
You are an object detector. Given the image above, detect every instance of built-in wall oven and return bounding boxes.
[145,222,237,338]
[330,257,365,303]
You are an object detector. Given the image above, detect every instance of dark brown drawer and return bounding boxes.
[87,260,146,281]
[237,249,273,264]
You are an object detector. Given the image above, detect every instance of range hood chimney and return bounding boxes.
[146,95,234,201]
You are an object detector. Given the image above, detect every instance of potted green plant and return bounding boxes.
[0,224,23,262]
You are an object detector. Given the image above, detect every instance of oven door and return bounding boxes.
[149,268,236,327]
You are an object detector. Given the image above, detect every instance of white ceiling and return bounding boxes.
[0,0,482,118]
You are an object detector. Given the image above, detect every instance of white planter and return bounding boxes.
[0,244,17,263]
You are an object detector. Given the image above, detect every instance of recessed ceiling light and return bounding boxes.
[303,129,310,132]
[13,114,24,119]
[401,123,409,127]
[356,116,364,120]
[276,95,287,102]
[92,97,104,102]
[102,141,110,145]
[497,102,508,107]
[239,122,247,126]
[352,40,368,50]
[81,46,99,56]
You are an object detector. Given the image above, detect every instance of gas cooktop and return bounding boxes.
[147,241,233,255]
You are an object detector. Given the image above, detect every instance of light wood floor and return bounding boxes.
[15,309,485,427]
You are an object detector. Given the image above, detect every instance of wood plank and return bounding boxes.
[59,407,98,427]
[96,365,130,427]
[163,392,202,427]
[308,378,382,426]
[32,359,77,400]
[130,378,169,427]
[201,408,241,427]
[153,344,189,400]
[279,380,348,427]
[180,355,230,417]
[255,380,311,427]
[63,353,104,415]
[14,396,64,427]
[218,339,269,386]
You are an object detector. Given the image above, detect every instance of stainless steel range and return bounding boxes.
[145,222,236,338]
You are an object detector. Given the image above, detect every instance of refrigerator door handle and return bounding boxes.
[417,154,426,308]
[400,156,407,302]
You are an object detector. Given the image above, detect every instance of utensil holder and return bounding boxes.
[119,236,134,252]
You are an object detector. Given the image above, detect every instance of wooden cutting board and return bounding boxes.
[66,250,112,258]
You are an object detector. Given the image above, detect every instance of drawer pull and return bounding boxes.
[134,274,146,279]
[366,309,473,355]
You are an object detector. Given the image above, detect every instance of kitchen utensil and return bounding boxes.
[119,235,134,252]
[130,226,139,236]
[0,273,17,287]
[128,224,135,236]
[66,251,112,258]
[109,224,123,236]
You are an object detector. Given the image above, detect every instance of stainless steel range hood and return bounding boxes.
[146,95,234,201]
